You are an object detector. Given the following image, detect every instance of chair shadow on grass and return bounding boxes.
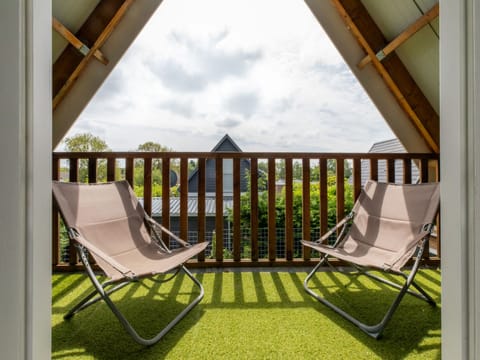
[200,269,441,360]
[303,268,441,359]
[52,269,441,360]
[51,272,206,360]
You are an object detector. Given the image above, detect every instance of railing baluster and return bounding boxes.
[336,158,345,227]
[285,158,293,261]
[69,158,78,182]
[161,157,170,246]
[370,158,378,181]
[302,158,311,261]
[215,158,224,262]
[320,158,328,237]
[125,158,134,186]
[420,158,429,183]
[353,158,361,200]
[68,157,78,266]
[179,157,188,241]
[52,158,60,268]
[107,158,115,181]
[387,158,395,183]
[197,158,206,261]
[435,212,441,258]
[403,159,412,184]
[143,157,152,216]
[420,158,430,259]
[233,158,241,262]
[88,158,97,183]
[250,158,259,262]
[268,158,276,262]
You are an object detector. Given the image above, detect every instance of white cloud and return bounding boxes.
[61,0,394,152]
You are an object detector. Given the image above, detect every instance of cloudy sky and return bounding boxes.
[61,0,394,152]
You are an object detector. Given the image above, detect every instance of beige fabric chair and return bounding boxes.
[302,180,440,339]
[53,180,209,346]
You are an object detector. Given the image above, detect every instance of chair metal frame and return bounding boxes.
[65,242,204,346]
[303,211,437,340]
[54,180,208,346]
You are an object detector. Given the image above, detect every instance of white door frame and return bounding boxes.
[440,0,479,358]
[0,0,478,358]
[0,1,51,359]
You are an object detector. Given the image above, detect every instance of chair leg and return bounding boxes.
[64,280,130,320]
[72,247,205,346]
[303,253,434,339]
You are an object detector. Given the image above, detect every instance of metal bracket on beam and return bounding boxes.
[376,50,386,62]
[79,44,90,56]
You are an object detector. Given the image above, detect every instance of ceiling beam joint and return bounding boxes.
[331,0,439,153]
[52,0,134,111]
[52,17,109,66]
[357,3,439,69]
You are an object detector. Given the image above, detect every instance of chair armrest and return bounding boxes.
[145,216,191,248]
[314,213,354,246]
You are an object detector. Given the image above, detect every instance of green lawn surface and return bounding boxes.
[52,269,441,359]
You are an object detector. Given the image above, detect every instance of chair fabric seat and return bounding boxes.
[105,242,209,281]
[302,238,404,272]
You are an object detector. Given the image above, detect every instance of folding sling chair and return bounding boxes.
[301,180,439,339]
[53,180,209,346]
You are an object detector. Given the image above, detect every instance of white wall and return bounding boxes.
[440,0,480,358]
[0,1,51,359]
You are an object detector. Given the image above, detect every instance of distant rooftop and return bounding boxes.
[139,197,233,217]
[361,138,420,185]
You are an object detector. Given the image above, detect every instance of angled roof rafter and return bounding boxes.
[357,3,439,69]
[52,17,109,66]
[331,0,439,153]
[53,0,134,111]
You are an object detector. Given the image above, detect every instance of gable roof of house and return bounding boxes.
[211,134,243,152]
[182,134,250,194]
[139,197,233,217]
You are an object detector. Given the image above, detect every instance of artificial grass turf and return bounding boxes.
[52,269,441,360]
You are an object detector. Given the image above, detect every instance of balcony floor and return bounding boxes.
[52,268,441,359]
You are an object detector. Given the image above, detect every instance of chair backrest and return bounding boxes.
[345,180,440,270]
[53,180,152,262]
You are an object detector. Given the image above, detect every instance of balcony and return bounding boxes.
[52,151,440,270]
[51,151,441,357]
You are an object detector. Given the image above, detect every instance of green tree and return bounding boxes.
[64,133,110,152]
[137,141,172,153]
[134,141,173,197]
[63,133,111,182]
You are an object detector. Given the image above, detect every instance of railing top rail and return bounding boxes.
[53,151,439,160]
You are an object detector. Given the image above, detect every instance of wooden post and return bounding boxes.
[302,159,311,261]
[285,158,294,260]
[215,158,224,262]
[197,158,206,261]
[268,158,276,262]
[161,158,170,246]
[250,158,259,261]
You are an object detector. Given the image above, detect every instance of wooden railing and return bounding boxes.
[52,152,440,271]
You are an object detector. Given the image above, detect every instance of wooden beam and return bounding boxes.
[52,17,109,65]
[331,0,439,153]
[53,0,133,110]
[358,4,439,69]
